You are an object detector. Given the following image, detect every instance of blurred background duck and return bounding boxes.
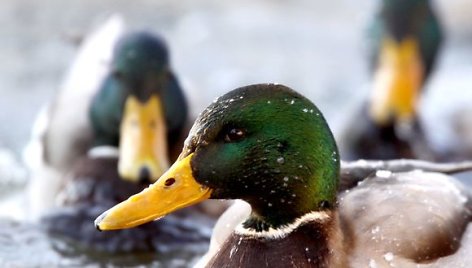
[95,84,472,267]
[341,0,442,161]
[24,16,216,254]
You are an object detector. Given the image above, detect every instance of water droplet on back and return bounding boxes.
[371,226,380,234]
[376,170,392,178]
[383,252,394,262]
[369,259,377,268]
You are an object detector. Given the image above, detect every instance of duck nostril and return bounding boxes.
[139,167,151,184]
[164,178,176,187]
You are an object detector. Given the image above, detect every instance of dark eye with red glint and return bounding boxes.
[224,128,246,143]
[112,70,124,80]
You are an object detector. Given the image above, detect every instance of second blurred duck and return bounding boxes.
[342,0,442,160]
[25,16,216,254]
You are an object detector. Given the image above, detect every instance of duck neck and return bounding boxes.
[241,164,339,231]
[242,191,336,232]
[242,208,335,233]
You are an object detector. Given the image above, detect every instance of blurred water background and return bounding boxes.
[0,0,471,266]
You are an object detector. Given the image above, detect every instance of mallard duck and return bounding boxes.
[25,16,221,255]
[95,84,472,267]
[341,0,442,160]
[28,15,187,185]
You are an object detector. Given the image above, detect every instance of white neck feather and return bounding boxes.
[234,210,331,240]
[87,146,120,159]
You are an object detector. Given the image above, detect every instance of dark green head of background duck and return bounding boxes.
[89,31,187,183]
[369,0,442,126]
[95,84,340,231]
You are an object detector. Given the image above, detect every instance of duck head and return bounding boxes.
[90,32,187,184]
[369,0,442,126]
[95,84,340,231]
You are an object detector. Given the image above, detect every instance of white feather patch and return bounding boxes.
[87,146,119,159]
[235,211,331,239]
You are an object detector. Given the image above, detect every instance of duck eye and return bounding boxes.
[112,70,124,80]
[224,128,246,143]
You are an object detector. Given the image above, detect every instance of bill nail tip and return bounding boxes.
[94,212,107,232]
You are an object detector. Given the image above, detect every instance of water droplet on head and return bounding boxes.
[302,108,308,113]
[283,176,289,182]
[277,157,285,164]
[290,100,295,105]
[267,100,271,104]
[268,203,273,207]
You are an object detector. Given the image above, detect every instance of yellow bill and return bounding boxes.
[118,95,170,183]
[370,37,424,125]
[95,153,212,231]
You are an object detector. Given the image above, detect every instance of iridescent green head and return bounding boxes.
[89,31,187,184]
[95,84,340,231]
[185,84,339,227]
[111,32,169,97]
[380,0,439,41]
